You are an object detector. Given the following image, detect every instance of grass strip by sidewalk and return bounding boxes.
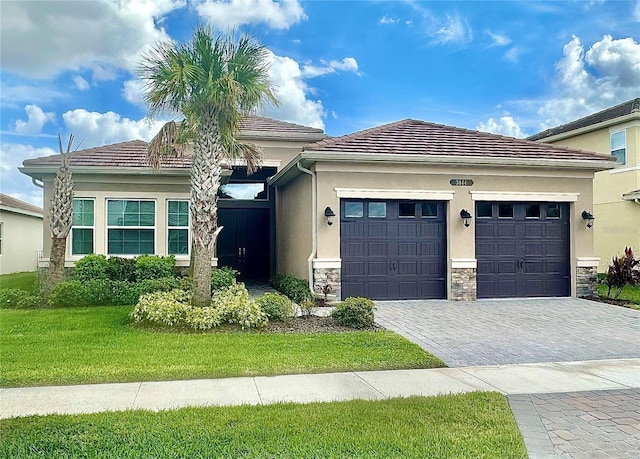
[0,393,526,459]
[1,306,443,387]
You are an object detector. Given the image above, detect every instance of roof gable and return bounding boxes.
[528,98,640,141]
[303,119,614,163]
[0,193,43,216]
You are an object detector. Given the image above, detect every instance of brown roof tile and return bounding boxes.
[303,119,614,163]
[0,193,43,215]
[528,98,640,141]
[238,116,324,135]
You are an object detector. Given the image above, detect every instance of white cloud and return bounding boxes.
[487,31,511,47]
[0,143,58,207]
[123,79,146,106]
[73,76,90,91]
[536,34,640,128]
[476,116,526,139]
[430,14,472,44]
[13,105,56,135]
[634,0,640,21]
[380,16,399,24]
[504,47,523,63]
[0,0,182,78]
[61,109,167,147]
[302,57,361,78]
[195,0,306,30]
[261,52,325,129]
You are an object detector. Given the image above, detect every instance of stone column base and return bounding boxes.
[576,266,598,297]
[312,259,342,302]
[451,267,477,301]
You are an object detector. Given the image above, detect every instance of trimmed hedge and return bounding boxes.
[331,297,376,329]
[255,292,294,322]
[211,266,239,291]
[271,273,313,304]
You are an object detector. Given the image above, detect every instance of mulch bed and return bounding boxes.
[265,315,381,333]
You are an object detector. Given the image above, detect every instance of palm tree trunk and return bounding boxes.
[190,106,223,306]
[45,237,67,295]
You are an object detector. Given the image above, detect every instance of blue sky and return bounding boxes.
[2,0,639,207]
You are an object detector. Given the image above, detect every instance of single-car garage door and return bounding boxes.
[340,200,446,300]
[476,202,570,298]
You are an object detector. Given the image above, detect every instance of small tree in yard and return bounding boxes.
[605,247,640,299]
[44,134,76,295]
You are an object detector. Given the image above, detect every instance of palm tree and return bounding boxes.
[46,134,75,295]
[139,25,277,306]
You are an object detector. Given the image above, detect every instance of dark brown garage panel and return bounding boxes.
[340,200,446,300]
[476,202,570,298]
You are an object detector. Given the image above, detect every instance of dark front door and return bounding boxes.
[217,208,270,280]
[340,200,446,300]
[475,202,570,298]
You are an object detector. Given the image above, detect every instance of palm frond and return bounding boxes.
[146,120,190,169]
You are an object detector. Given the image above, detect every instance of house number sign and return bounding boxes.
[449,178,474,186]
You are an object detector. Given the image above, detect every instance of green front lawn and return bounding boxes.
[0,393,526,458]
[0,271,38,293]
[597,283,640,308]
[0,306,443,387]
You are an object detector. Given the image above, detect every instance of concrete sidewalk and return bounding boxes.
[2,358,638,419]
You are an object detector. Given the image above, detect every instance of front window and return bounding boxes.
[611,130,626,165]
[167,200,189,255]
[71,199,94,255]
[107,200,155,255]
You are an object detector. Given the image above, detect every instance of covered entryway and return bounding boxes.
[475,202,570,298]
[218,208,270,280]
[340,199,446,300]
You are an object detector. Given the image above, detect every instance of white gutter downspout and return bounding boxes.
[296,160,316,293]
[31,177,44,189]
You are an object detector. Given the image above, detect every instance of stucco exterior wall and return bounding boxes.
[542,123,640,271]
[314,161,597,298]
[0,210,43,274]
[275,172,312,279]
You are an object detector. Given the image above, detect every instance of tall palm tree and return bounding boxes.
[139,25,277,306]
[46,134,75,296]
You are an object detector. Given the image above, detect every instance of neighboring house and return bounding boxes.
[0,193,43,275]
[529,98,640,272]
[20,116,615,301]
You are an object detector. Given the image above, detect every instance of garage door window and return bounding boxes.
[546,204,561,218]
[399,202,416,217]
[368,202,386,218]
[525,204,540,219]
[344,202,363,218]
[477,203,493,218]
[498,204,514,218]
[421,203,438,217]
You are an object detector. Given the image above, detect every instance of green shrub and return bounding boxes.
[255,292,294,322]
[211,266,239,291]
[331,297,376,329]
[184,306,222,330]
[299,299,316,318]
[106,256,137,282]
[0,288,41,308]
[48,280,89,307]
[212,283,268,329]
[73,254,109,282]
[131,290,192,327]
[135,255,176,280]
[271,273,313,304]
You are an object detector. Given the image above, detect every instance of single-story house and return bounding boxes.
[20,116,615,300]
[0,193,43,275]
[528,98,640,272]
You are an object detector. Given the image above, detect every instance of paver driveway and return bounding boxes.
[374,298,640,367]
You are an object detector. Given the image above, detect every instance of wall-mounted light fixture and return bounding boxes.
[460,209,472,228]
[324,206,336,226]
[581,210,595,229]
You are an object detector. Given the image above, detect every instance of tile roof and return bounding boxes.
[528,98,640,141]
[22,116,324,170]
[0,193,43,215]
[303,119,615,163]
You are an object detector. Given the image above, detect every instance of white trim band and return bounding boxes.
[470,191,580,202]
[451,258,477,269]
[313,258,342,269]
[576,257,600,268]
[335,188,455,200]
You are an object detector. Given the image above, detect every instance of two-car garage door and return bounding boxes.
[340,199,570,300]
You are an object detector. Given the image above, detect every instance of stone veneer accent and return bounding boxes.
[451,267,477,301]
[313,266,341,303]
[576,266,598,297]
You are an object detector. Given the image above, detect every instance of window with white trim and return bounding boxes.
[610,130,626,165]
[167,200,189,255]
[71,199,94,255]
[107,199,155,255]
